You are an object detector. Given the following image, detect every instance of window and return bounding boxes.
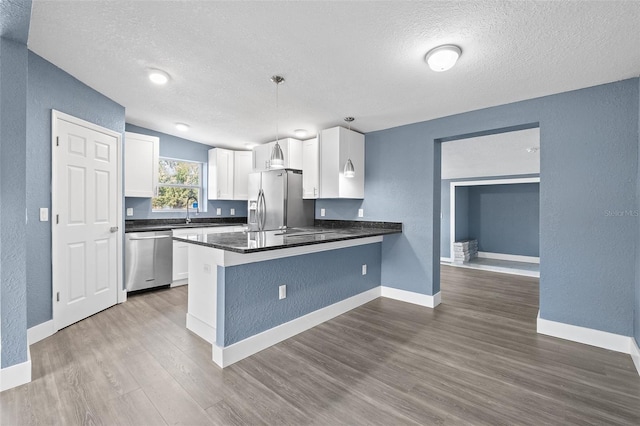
[152,158,203,212]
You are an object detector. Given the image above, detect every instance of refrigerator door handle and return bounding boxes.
[258,189,267,231]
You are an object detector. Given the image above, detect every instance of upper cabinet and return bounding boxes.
[208,148,252,200]
[252,138,302,171]
[124,132,159,198]
[319,126,365,199]
[233,151,252,200]
[302,137,319,199]
[208,148,234,200]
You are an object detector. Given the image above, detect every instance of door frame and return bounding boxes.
[448,176,540,263]
[51,110,125,332]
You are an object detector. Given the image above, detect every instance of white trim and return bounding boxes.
[186,313,216,344]
[1,347,31,392]
[51,110,123,331]
[212,287,381,368]
[220,236,383,266]
[477,251,539,264]
[631,338,640,377]
[449,261,539,278]
[440,257,452,263]
[381,287,441,308]
[27,320,55,345]
[537,311,631,354]
[171,279,188,288]
[449,177,540,263]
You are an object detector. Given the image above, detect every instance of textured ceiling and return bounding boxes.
[441,128,540,180]
[28,1,640,149]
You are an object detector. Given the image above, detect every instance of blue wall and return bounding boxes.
[454,186,469,241]
[26,52,126,328]
[217,243,381,346]
[124,124,247,219]
[467,183,540,257]
[317,78,639,337]
[0,37,29,368]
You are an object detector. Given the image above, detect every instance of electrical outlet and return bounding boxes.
[216,208,222,215]
[358,209,364,218]
[230,208,235,216]
[39,208,48,222]
[320,208,325,217]
[279,285,287,300]
[362,264,367,275]
[126,208,133,217]
[203,264,211,274]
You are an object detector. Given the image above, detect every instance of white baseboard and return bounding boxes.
[1,347,31,392]
[118,289,127,304]
[440,257,452,263]
[478,251,540,264]
[27,320,55,345]
[186,313,216,344]
[171,279,188,288]
[537,311,631,354]
[631,338,640,377]
[212,287,382,368]
[381,286,441,308]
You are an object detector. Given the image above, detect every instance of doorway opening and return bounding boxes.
[438,126,540,278]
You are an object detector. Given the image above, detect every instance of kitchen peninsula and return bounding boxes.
[174,220,402,367]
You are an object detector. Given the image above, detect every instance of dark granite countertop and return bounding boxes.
[173,221,402,253]
[125,217,247,233]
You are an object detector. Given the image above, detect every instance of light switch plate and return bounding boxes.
[39,208,48,222]
[230,208,235,216]
[216,208,222,215]
[320,208,325,217]
[126,208,133,217]
[279,285,287,300]
[358,209,364,218]
[362,264,367,275]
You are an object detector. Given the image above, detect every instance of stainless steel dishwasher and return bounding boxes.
[125,230,173,292]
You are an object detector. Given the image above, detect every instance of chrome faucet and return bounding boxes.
[186,196,198,224]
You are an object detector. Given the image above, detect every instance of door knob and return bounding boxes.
[110,226,119,233]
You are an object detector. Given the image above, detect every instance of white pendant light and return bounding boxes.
[344,117,355,178]
[425,45,462,72]
[270,75,285,169]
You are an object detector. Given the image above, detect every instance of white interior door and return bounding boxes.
[52,111,122,330]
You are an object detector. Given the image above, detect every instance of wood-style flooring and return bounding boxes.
[2,266,639,425]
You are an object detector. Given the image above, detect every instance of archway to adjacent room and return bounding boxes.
[435,124,540,307]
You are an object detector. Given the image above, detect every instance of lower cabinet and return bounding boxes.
[172,226,245,286]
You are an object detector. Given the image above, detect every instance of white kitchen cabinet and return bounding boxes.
[208,148,235,200]
[124,132,159,197]
[233,151,252,200]
[252,138,302,171]
[172,225,245,285]
[319,126,365,199]
[302,137,319,199]
[172,228,201,285]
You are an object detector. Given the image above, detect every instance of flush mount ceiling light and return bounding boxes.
[526,147,539,153]
[294,129,308,138]
[245,142,257,149]
[270,75,286,169]
[343,117,355,178]
[148,68,170,85]
[425,45,462,72]
[175,123,190,132]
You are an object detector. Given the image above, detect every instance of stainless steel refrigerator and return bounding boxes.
[247,169,314,231]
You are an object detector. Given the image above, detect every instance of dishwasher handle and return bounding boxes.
[128,235,172,241]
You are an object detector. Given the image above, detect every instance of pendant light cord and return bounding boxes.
[275,81,279,144]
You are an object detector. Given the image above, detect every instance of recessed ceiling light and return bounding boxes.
[425,45,462,72]
[294,129,308,138]
[526,147,539,153]
[148,69,170,85]
[175,123,189,132]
